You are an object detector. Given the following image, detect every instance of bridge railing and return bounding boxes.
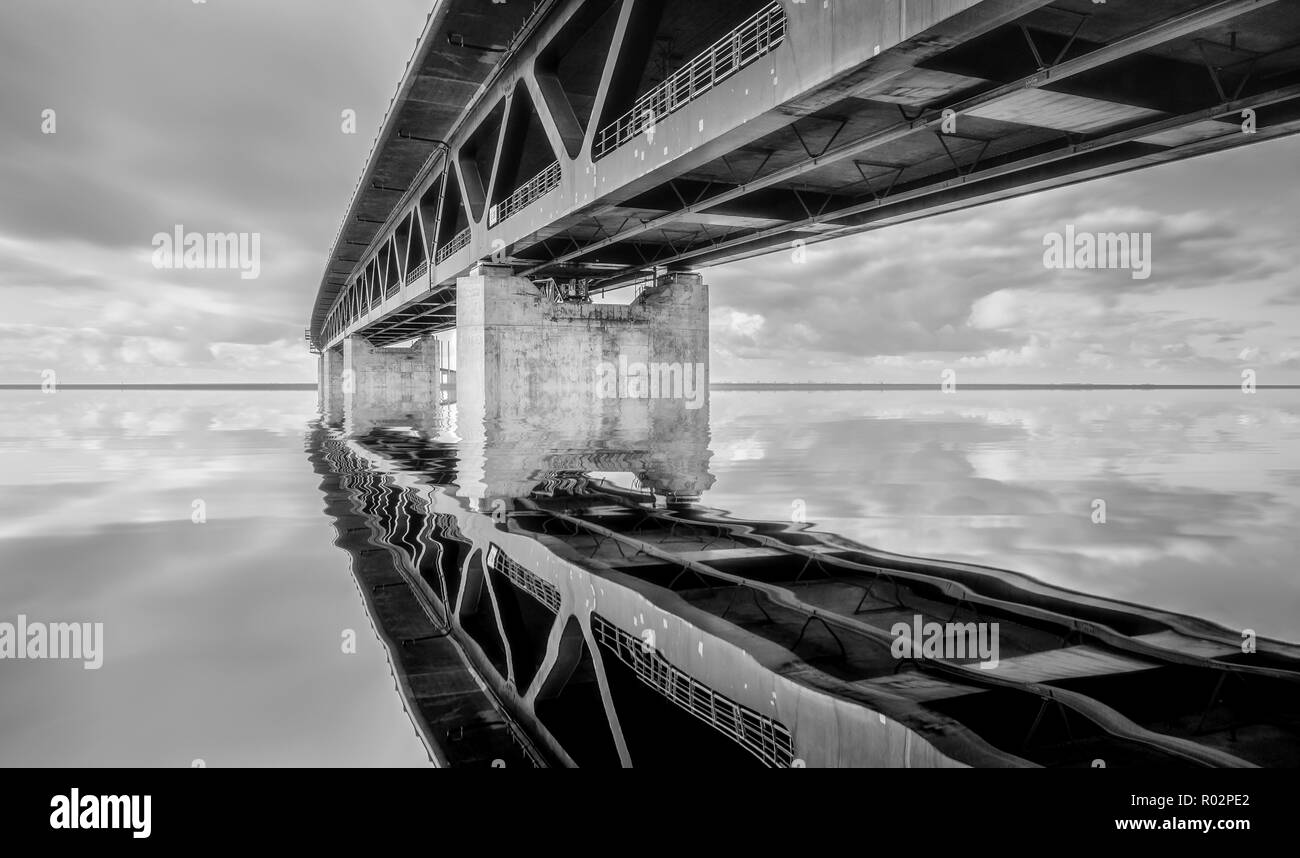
[590,612,795,767]
[406,259,429,286]
[593,1,788,161]
[487,544,562,613]
[489,160,562,227]
[435,227,472,264]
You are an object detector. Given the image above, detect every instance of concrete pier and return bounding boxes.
[318,267,713,501]
[453,266,712,505]
[319,346,344,425]
[318,334,446,434]
[454,265,708,410]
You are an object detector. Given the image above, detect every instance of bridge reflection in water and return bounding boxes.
[309,385,1300,768]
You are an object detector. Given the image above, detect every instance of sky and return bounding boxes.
[2,0,1298,385]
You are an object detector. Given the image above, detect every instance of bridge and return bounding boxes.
[311,0,1300,420]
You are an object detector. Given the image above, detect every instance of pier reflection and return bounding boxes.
[311,385,1300,768]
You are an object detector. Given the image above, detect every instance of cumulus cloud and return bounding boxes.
[0,0,431,383]
[1,1,1297,384]
[706,136,1300,383]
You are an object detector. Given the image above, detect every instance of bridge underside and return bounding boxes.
[313,0,1300,349]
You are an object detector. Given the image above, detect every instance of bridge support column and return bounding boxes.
[454,264,712,505]
[319,346,345,425]
[341,334,442,433]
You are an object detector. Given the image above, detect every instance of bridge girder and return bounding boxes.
[313,0,1300,350]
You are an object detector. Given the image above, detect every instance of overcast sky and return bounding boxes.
[2,0,1298,384]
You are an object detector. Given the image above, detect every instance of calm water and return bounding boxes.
[705,389,1300,645]
[2,387,1297,766]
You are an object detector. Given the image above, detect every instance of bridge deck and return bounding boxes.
[312,0,1300,349]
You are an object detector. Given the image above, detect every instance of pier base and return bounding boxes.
[319,346,344,425]
[337,334,443,433]
[454,265,712,504]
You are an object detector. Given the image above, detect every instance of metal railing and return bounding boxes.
[435,227,472,264]
[593,2,787,160]
[406,258,429,285]
[591,613,796,767]
[489,160,562,227]
[486,544,562,613]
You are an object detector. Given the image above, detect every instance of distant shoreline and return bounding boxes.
[1,382,1295,392]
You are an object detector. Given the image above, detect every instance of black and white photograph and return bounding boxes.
[2,0,1298,841]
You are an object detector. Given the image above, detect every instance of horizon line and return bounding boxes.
[1,382,1297,391]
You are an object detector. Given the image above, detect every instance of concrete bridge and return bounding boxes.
[312,0,1300,419]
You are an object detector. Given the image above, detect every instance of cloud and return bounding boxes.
[1,1,1297,384]
[0,0,431,383]
[706,137,1300,383]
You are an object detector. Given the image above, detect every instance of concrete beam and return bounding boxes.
[529,0,1284,274]
[677,85,1300,270]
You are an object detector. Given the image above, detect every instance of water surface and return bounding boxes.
[2,386,1297,766]
[0,390,428,767]
[705,389,1300,643]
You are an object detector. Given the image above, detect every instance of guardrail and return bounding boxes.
[406,259,429,285]
[486,544,562,613]
[489,161,562,227]
[593,2,787,160]
[591,612,796,767]
[435,227,472,264]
